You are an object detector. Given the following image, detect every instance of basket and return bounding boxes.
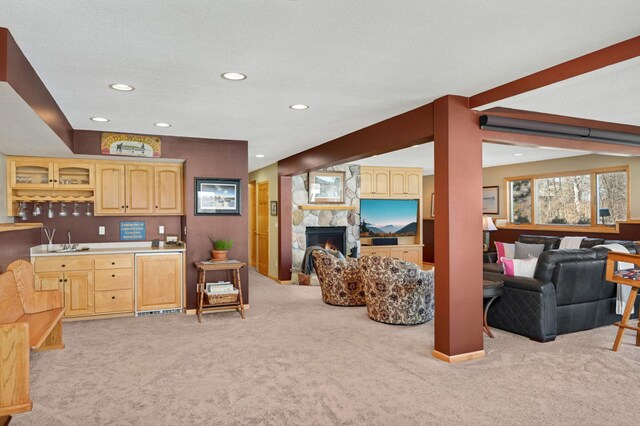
[204,289,239,305]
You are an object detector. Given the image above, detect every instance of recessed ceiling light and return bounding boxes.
[221,72,247,81]
[289,104,309,110]
[109,83,135,91]
[256,154,265,158]
[90,117,110,122]
[154,122,172,128]
[513,153,524,157]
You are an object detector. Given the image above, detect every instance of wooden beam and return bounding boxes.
[470,36,640,109]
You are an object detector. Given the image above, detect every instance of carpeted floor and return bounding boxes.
[12,269,640,425]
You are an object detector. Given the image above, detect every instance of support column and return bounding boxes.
[432,95,485,363]
[278,175,293,281]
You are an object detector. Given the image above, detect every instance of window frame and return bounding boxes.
[505,166,630,229]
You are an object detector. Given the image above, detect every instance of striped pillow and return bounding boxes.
[501,257,538,278]
[494,242,515,265]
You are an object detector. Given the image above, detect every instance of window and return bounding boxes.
[507,167,628,227]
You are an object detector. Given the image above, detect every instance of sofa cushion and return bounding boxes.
[518,235,561,251]
[494,242,515,264]
[502,257,538,278]
[580,238,605,248]
[515,241,545,259]
[534,249,597,282]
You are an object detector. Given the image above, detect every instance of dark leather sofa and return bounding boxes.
[483,235,640,342]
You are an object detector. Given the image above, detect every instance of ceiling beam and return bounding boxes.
[470,35,640,109]
[0,27,73,150]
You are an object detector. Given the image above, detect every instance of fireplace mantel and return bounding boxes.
[298,205,356,211]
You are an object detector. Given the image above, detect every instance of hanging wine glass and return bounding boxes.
[72,202,80,217]
[85,202,93,216]
[33,202,42,216]
[59,202,68,217]
[18,202,27,220]
[47,202,55,219]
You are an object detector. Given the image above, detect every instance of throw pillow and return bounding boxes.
[514,241,545,259]
[494,242,515,264]
[501,257,538,278]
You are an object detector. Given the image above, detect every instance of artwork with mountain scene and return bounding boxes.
[360,199,418,237]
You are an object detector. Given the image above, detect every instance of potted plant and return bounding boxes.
[209,236,233,261]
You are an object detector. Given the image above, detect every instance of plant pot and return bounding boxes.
[211,250,228,261]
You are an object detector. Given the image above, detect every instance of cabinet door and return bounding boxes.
[63,271,94,317]
[405,171,422,198]
[10,160,54,188]
[390,171,406,197]
[403,247,423,267]
[136,254,182,312]
[35,272,63,291]
[95,164,126,215]
[54,163,94,189]
[360,246,390,257]
[154,165,183,215]
[373,170,390,197]
[389,247,406,260]
[360,168,374,197]
[125,165,154,215]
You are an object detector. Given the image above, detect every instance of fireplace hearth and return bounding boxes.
[306,226,347,255]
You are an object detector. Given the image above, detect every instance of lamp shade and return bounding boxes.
[599,208,611,217]
[482,216,497,231]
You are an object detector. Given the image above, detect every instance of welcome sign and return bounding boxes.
[101,133,161,158]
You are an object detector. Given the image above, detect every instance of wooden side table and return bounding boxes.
[194,260,246,323]
[605,252,640,351]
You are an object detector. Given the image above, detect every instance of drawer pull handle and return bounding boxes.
[64,279,68,283]
[111,296,116,300]
[111,262,115,265]
[112,274,116,277]
[58,279,63,283]
[61,264,66,267]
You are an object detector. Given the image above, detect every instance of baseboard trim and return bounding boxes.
[185,305,250,315]
[432,349,485,363]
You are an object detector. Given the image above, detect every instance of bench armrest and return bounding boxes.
[27,289,63,314]
[0,322,32,415]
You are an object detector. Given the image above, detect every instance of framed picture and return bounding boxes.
[483,186,499,215]
[308,171,345,204]
[270,201,278,216]
[430,193,435,218]
[195,178,241,216]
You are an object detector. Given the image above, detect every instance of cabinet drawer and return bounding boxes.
[94,268,133,291]
[34,256,94,272]
[94,289,133,314]
[94,254,134,270]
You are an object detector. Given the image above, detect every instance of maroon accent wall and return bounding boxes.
[0,28,74,149]
[433,95,484,358]
[0,228,40,271]
[422,219,434,263]
[73,130,248,309]
[489,223,640,247]
[277,176,292,281]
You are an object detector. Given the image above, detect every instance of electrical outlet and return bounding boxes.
[159,225,165,234]
[98,226,105,235]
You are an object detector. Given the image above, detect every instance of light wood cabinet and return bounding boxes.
[390,169,421,198]
[361,245,423,266]
[361,166,421,199]
[34,271,63,291]
[136,254,182,312]
[63,271,95,317]
[360,246,390,257]
[95,164,126,215]
[154,165,183,215]
[361,167,391,198]
[125,164,154,215]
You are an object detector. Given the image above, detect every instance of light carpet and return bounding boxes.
[13,269,640,425]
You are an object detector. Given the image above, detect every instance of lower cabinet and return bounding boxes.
[361,246,423,266]
[136,254,182,312]
[64,271,95,317]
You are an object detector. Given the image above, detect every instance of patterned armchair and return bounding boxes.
[312,251,366,306]
[359,256,434,325]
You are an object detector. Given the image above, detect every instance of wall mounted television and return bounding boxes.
[359,199,418,237]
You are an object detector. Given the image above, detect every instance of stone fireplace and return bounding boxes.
[305,226,347,254]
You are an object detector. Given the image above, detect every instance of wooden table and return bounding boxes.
[194,260,246,323]
[605,252,640,352]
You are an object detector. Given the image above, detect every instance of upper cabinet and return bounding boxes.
[95,163,182,216]
[361,166,422,199]
[10,159,94,190]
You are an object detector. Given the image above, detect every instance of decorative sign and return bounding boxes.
[120,221,146,241]
[101,133,161,158]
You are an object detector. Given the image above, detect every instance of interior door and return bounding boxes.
[249,181,257,267]
[257,182,269,276]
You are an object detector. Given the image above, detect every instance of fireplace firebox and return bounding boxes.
[305,226,347,255]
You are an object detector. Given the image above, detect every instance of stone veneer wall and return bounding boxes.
[291,164,360,272]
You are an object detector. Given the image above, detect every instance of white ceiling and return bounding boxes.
[0,1,639,171]
[354,142,592,175]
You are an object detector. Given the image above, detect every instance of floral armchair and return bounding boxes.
[312,251,366,306]
[359,255,434,325]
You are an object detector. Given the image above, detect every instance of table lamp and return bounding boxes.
[599,208,611,226]
[482,216,497,251]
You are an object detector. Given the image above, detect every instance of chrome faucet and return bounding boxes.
[63,231,76,250]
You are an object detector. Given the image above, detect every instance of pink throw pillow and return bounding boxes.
[494,242,515,265]
[501,257,538,278]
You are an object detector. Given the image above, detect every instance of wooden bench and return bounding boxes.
[0,260,65,420]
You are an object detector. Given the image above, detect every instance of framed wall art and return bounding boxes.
[308,171,345,204]
[482,186,499,215]
[195,178,241,215]
[270,201,278,216]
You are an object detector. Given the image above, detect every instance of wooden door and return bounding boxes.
[360,168,374,197]
[405,171,422,198]
[390,171,406,197]
[373,170,390,197]
[249,181,257,267]
[136,254,182,311]
[95,164,126,215]
[63,271,94,317]
[125,165,154,215]
[154,165,183,215]
[34,272,63,291]
[257,182,269,276]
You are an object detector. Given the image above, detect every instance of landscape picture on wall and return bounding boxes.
[360,199,418,237]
